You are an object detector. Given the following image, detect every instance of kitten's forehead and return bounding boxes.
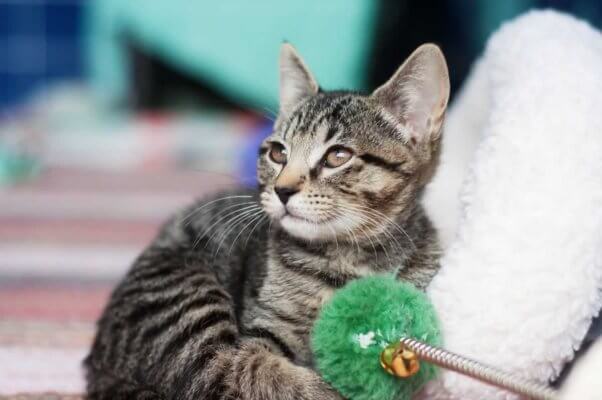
[275,92,403,148]
[278,93,366,141]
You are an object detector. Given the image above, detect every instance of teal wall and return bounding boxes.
[86,0,379,111]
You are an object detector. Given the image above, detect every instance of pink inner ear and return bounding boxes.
[372,45,449,143]
[401,79,446,142]
[406,83,439,124]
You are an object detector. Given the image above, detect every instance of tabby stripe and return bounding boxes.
[309,96,349,137]
[297,104,321,135]
[256,299,307,325]
[105,322,127,367]
[118,269,208,305]
[283,112,301,139]
[340,166,355,177]
[130,259,182,281]
[324,126,339,142]
[89,347,162,399]
[138,289,232,343]
[339,187,356,196]
[133,263,198,286]
[293,326,311,336]
[282,262,349,288]
[203,354,233,400]
[150,334,232,398]
[157,323,236,373]
[183,227,213,249]
[328,98,349,121]
[171,346,225,400]
[157,310,235,363]
[359,153,402,172]
[310,113,328,136]
[116,271,215,312]
[281,232,327,256]
[242,327,296,360]
[324,97,353,139]
[202,368,227,400]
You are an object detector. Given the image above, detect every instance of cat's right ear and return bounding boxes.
[279,43,319,117]
[372,44,450,144]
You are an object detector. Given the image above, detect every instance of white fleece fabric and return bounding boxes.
[421,10,602,399]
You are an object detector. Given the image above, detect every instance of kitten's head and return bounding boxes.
[258,43,449,242]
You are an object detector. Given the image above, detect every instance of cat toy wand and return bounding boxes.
[380,337,559,400]
[312,276,560,400]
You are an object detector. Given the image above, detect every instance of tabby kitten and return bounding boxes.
[85,43,450,400]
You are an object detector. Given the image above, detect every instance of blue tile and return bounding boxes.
[0,36,47,74]
[0,73,45,108]
[45,2,83,36]
[45,38,84,77]
[0,3,44,36]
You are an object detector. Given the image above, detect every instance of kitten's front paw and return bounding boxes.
[290,364,345,400]
[227,340,344,400]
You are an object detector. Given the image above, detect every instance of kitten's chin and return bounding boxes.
[279,215,337,242]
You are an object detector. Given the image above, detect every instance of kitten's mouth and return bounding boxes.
[282,209,305,221]
[282,209,335,225]
[279,209,345,242]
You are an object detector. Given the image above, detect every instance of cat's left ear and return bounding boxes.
[372,44,450,143]
[279,43,319,117]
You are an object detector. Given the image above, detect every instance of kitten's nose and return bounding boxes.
[275,186,299,205]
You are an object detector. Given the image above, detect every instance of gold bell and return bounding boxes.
[380,342,420,378]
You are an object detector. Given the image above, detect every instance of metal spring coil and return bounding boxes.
[399,337,559,400]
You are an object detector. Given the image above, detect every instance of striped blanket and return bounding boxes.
[0,166,233,397]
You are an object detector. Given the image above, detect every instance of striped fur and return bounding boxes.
[86,44,449,399]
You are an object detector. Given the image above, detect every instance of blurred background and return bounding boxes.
[1,0,602,396]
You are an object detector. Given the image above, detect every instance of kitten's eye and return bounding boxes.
[324,146,353,168]
[269,142,288,164]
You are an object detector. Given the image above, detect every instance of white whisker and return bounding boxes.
[335,203,405,256]
[213,208,264,256]
[180,195,253,226]
[227,211,266,255]
[193,203,260,250]
[349,204,417,251]
[243,214,269,249]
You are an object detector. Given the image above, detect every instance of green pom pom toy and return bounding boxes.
[311,275,560,400]
[311,275,441,400]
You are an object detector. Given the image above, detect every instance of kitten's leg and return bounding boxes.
[221,339,343,400]
[86,370,163,400]
[85,241,238,400]
[86,246,340,400]
[167,339,342,400]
